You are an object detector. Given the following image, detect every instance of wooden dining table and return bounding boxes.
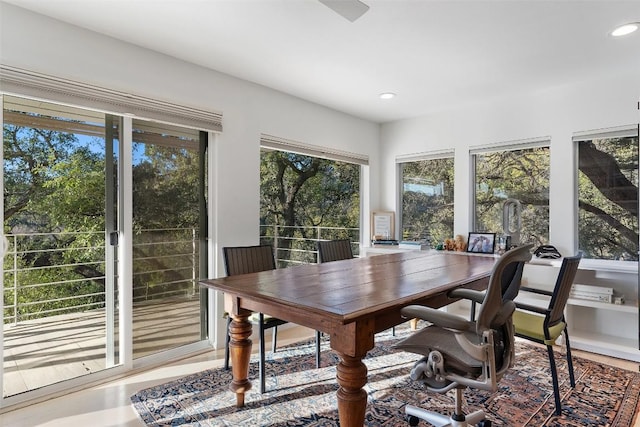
[199,250,498,427]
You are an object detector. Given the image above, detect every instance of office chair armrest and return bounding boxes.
[520,286,553,297]
[447,288,485,303]
[514,301,549,315]
[401,305,473,332]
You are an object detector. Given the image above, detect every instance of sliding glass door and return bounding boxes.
[1,96,209,400]
[2,96,120,396]
[130,119,208,359]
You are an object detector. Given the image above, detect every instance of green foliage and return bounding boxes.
[474,147,550,246]
[578,137,638,260]
[3,110,204,323]
[260,150,360,263]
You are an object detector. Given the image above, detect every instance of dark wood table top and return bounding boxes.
[200,250,497,326]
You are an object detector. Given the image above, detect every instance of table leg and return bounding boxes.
[336,352,368,427]
[228,312,252,407]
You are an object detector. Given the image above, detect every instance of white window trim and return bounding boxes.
[395,149,454,163]
[470,136,550,155]
[573,124,638,141]
[260,134,368,165]
[0,65,223,133]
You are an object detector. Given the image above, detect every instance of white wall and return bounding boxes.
[380,72,640,257]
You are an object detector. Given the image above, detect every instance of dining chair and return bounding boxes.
[223,244,321,393]
[317,238,354,263]
[394,244,533,426]
[512,252,582,415]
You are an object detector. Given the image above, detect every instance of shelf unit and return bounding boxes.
[520,260,639,362]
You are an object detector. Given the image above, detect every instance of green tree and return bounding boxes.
[475,147,550,246]
[578,137,638,260]
[260,150,360,264]
[130,140,203,300]
[3,120,106,320]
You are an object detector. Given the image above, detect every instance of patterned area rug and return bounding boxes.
[131,328,640,426]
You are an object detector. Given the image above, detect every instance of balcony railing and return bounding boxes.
[260,224,360,267]
[2,229,200,326]
[3,225,359,325]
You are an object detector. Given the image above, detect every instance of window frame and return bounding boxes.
[470,137,551,244]
[396,150,455,245]
[573,125,639,262]
[259,134,367,261]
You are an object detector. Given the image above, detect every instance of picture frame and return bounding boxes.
[371,211,395,240]
[466,232,496,254]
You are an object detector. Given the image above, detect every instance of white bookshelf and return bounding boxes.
[521,261,639,362]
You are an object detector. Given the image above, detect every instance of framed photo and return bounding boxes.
[466,232,496,254]
[371,211,395,240]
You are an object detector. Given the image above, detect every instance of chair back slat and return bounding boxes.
[223,245,276,276]
[317,239,354,263]
[547,253,582,326]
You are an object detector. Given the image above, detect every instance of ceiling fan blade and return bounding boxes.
[319,0,369,22]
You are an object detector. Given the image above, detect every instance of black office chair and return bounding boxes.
[223,244,321,393]
[394,245,533,426]
[512,253,582,416]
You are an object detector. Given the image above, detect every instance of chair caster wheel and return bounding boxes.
[407,415,420,426]
[478,421,492,427]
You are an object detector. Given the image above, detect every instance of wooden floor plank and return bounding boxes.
[3,296,202,397]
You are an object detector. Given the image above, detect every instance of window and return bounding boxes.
[260,136,364,265]
[399,156,454,246]
[576,129,639,261]
[473,144,550,246]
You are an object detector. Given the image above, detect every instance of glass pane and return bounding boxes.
[401,158,454,246]
[131,119,206,358]
[3,96,119,396]
[474,147,550,246]
[578,135,639,260]
[259,149,360,265]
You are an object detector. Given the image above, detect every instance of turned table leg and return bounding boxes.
[336,352,368,427]
[228,312,252,407]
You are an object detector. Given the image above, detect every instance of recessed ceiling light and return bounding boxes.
[379,92,396,100]
[611,23,639,37]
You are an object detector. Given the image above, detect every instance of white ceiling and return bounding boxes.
[4,0,640,123]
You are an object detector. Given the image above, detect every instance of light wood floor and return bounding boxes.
[3,296,201,397]
[2,324,640,427]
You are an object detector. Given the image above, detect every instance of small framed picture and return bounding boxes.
[466,232,496,254]
[371,211,395,240]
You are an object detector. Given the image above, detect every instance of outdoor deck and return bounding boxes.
[3,296,201,397]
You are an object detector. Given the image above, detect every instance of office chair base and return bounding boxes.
[406,405,488,427]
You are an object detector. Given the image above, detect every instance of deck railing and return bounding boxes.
[259,224,360,267]
[2,229,199,326]
[3,225,359,325]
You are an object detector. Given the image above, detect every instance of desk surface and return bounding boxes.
[203,250,496,325]
[200,250,497,426]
